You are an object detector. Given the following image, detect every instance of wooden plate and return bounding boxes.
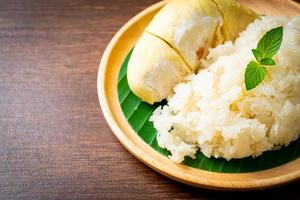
[98,0,300,190]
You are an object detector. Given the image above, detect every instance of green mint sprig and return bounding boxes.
[245,26,283,91]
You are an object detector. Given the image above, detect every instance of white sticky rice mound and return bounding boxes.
[150,16,300,163]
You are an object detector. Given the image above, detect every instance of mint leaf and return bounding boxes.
[261,58,275,65]
[245,26,283,91]
[252,49,263,62]
[256,26,283,59]
[245,61,267,91]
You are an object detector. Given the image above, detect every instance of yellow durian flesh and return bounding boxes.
[127,0,258,104]
[146,0,223,71]
[127,33,191,104]
[212,0,258,41]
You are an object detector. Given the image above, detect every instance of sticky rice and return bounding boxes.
[150,16,300,162]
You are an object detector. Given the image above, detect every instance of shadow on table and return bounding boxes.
[171,179,300,199]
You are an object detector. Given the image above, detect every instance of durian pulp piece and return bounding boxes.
[212,0,259,41]
[127,33,191,104]
[127,0,258,104]
[146,0,223,71]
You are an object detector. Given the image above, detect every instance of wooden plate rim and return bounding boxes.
[97,0,300,190]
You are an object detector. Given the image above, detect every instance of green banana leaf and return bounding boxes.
[118,49,300,173]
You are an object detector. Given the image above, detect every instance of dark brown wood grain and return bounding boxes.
[0,0,299,199]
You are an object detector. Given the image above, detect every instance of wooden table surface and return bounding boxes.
[0,0,299,199]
